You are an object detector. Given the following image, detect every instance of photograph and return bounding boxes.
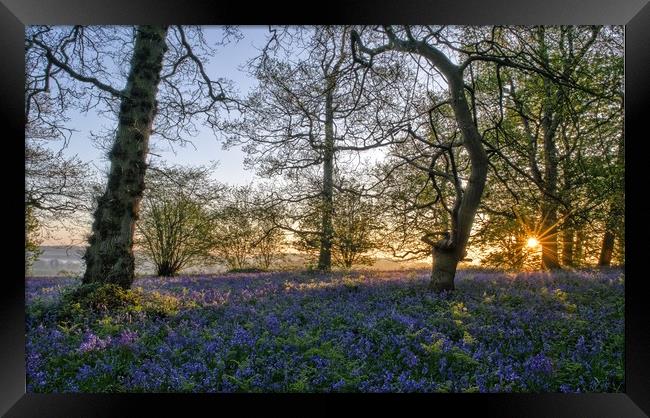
[22,24,630,396]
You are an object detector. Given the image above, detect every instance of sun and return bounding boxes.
[526,237,540,248]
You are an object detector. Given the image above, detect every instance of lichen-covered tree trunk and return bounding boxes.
[83,26,169,288]
[317,87,335,272]
[430,247,460,291]
[562,227,575,267]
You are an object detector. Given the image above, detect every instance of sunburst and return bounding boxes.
[526,237,539,248]
[513,207,572,252]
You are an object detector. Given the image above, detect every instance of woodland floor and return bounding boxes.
[25,268,624,393]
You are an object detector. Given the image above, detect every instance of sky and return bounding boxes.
[35,26,442,246]
[53,26,272,186]
[39,26,274,244]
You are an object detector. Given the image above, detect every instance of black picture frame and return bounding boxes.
[3,0,649,415]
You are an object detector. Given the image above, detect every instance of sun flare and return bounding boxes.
[526,237,540,248]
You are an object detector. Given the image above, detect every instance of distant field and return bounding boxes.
[29,246,86,276]
[29,246,185,276]
[26,268,624,393]
[28,246,432,277]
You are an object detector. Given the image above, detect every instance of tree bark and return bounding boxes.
[539,75,561,270]
[540,212,560,269]
[599,101,624,268]
[598,230,615,267]
[317,86,335,271]
[561,227,574,267]
[157,263,176,277]
[83,26,169,288]
[615,234,625,266]
[430,247,459,291]
[573,229,585,266]
[426,67,487,290]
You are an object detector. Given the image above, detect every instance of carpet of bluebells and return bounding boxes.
[25,268,624,393]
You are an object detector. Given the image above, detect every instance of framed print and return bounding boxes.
[2,0,649,415]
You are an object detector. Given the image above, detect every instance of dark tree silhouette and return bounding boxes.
[226,26,411,272]
[27,25,239,287]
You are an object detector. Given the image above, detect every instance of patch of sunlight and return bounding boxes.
[451,301,470,319]
[422,337,445,355]
[554,289,568,303]
[462,330,476,345]
[482,291,494,303]
[552,288,578,313]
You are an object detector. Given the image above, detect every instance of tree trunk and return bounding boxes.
[539,83,561,269]
[428,69,488,290]
[317,86,335,271]
[615,234,625,266]
[598,230,615,267]
[574,229,585,266]
[157,262,177,277]
[533,29,562,271]
[561,227,574,267]
[599,104,624,268]
[430,247,459,291]
[83,26,169,288]
[356,33,488,291]
[540,209,561,269]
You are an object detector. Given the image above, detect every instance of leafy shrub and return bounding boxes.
[56,283,179,323]
[57,283,139,319]
[135,291,180,318]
